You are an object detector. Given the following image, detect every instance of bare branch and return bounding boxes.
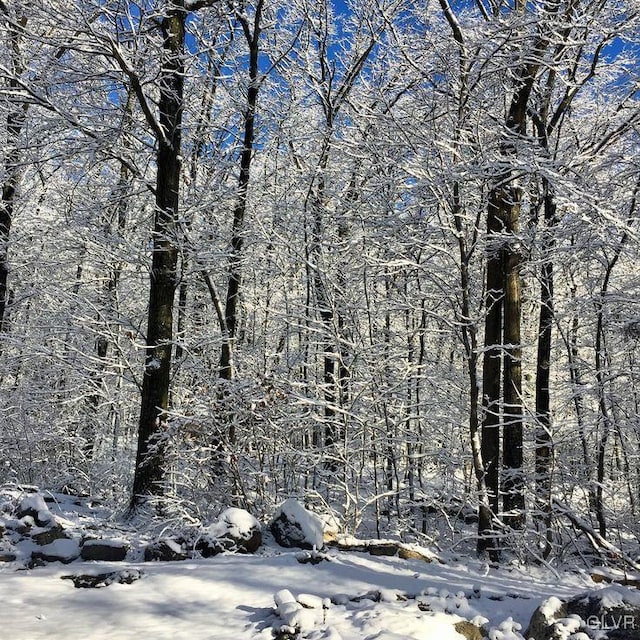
[109,39,167,146]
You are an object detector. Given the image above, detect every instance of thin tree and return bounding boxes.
[218,0,264,384]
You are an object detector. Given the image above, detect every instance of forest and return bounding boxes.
[1,0,639,570]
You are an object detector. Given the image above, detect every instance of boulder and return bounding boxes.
[296,550,328,565]
[31,538,80,565]
[272,588,322,637]
[16,493,55,527]
[526,588,640,640]
[3,517,29,535]
[199,507,262,556]
[270,499,324,550]
[32,524,70,546]
[144,538,187,562]
[568,587,640,639]
[525,596,568,640]
[0,550,17,562]
[194,536,224,558]
[397,546,434,563]
[454,621,484,640]
[81,539,129,562]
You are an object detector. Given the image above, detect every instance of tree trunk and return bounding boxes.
[0,11,28,341]
[593,215,632,537]
[534,182,555,556]
[484,63,536,536]
[480,190,504,558]
[219,1,263,385]
[87,87,133,460]
[130,5,185,509]
[502,185,525,529]
[453,196,496,558]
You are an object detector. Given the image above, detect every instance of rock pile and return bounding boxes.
[526,587,640,640]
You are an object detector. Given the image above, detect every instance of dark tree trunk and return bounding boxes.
[594,267,617,539]
[501,185,525,529]
[479,191,504,559]
[482,63,535,540]
[130,5,185,509]
[495,69,535,532]
[534,181,555,556]
[308,156,343,457]
[592,183,637,537]
[452,189,497,558]
[219,1,263,386]
[0,12,28,341]
[310,173,350,460]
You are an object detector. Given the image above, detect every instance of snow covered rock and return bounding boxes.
[363,612,481,640]
[328,536,437,564]
[81,538,129,562]
[526,588,640,639]
[486,617,526,640]
[144,538,187,562]
[368,542,400,556]
[525,596,568,640]
[568,587,640,639]
[272,588,327,637]
[454,620,484,640]
[296,549,329,564]
[198,507,262,556]
[397,544,437,563]
[3,517,28,535]
[32,523,70,546]
[61,569,143,589]
[16,493,55,527]
[318,512,341,544]
[270,499,324,550]
[31,538,80,564]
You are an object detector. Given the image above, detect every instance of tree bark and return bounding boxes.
[0,11,28,340]
[130,4,185,509]
[480,190,504,558]
[501,185,525,529]
[534,182,555,556]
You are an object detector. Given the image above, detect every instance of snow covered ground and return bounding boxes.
[0,488,625,640]
[0,539,596,640]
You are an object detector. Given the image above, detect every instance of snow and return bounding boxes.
[362,611,468,640]
[0,490,626,640]
[539,595,564,619]
[161,538,183,555]
[487,617,523,640]
[592,585,640,608]
[36,537,80,559]
[0,544,598,640]
[146,358,161,371]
